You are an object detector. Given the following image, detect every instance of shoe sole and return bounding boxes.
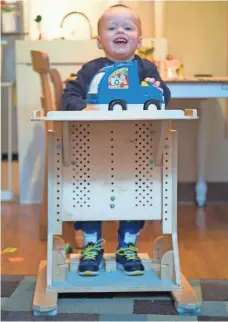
[78,262,144,276]
[78,271,99,276]
[78,261,103,276]
[117,263,144,276]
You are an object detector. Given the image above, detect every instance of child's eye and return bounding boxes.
[125,27,132,31]
[108,27,115,31]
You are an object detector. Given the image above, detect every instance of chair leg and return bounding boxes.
[75,229,83,249]
[62,223,83,249]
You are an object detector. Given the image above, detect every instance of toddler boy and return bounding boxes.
[62,4,171,276]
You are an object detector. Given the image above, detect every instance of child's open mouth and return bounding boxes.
[113,37,128,46]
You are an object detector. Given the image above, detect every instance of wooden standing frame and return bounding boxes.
[31,107,201,317]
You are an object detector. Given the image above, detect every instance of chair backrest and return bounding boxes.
[49,68,64,111]
[30,50,54,114]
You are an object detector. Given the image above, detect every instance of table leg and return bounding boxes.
[195,101,208,207]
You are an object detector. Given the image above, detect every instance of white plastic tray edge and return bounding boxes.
[31,109,198,121]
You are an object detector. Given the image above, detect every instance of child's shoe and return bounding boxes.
[78,240,104,276]
[116,243,144,276]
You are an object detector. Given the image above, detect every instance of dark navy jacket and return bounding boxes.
[62,55,171,111]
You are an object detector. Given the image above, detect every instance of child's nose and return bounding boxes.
[117,27,124,33]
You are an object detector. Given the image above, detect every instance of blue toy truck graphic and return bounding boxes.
[86,60,165,111]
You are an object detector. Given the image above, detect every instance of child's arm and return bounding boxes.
[143,61,171,107]
[145,64,171,106]
[61,62,100,111]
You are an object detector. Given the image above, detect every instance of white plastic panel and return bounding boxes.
[50,120,173,222]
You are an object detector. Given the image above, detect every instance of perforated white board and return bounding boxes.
[51,121,173,222]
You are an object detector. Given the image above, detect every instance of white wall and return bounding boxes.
[23,0,119,40]
[121,1,154,37]
[165,1,228,182]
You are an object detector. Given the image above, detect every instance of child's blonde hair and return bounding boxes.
[97,4,142,36]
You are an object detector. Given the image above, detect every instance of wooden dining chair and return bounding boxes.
[49,68,63,111]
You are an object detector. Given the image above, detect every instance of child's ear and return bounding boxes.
[137,36,142,49]
[97,36,103,49]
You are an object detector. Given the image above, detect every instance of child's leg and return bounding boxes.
[74,221,102,245]
[116,220,145,276]
[77,221,104,276]
[73,222,83,249]
[118,220,145,246]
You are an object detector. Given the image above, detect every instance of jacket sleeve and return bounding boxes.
[61,62,97,111]
[145,64,171,107]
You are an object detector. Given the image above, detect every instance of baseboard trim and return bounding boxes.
[178,182,228,203]
[1,153,18,161]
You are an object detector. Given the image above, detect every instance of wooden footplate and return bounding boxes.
[33,246,201,316]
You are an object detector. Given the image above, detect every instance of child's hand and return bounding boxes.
[84,105,98,111]
[62,76,77,89]
[144,77,163,93]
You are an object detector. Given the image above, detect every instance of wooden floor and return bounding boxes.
[1,202,228,279]
[1,161,19,199]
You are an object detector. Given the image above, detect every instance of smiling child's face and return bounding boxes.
[97,6,142,62]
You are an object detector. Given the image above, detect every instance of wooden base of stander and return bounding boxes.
[33,257,201,317]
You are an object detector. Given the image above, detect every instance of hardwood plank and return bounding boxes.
[1,161,19,198]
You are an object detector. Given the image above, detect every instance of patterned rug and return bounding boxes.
[1,275,228,321]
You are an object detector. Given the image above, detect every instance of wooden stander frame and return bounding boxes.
[31,108,201,316]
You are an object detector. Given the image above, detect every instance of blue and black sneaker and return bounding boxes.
[116,243,144,276]
[78,240,104,276]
